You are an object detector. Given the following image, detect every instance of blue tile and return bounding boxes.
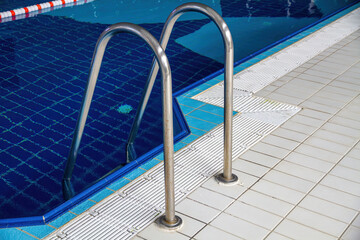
[174,142,187,152]
[177,97,205,109]
[205,78,222,86]
[49,212,76,228]
[140,159,161,170]
[182,88,203,97]
[189,127,207,137]
[123,168,146,181]
[195,84,211,91]
[180,134,199,144]
[154,152,164,161]
[185,116,217,132]
[179,104,195,115]
[188,110,224,124]
[20,225,55,239]
[0,228,36,240]
[70,200,96,215]
[89,189,114,202]
[198,104,225,116]
[107,178,131,191]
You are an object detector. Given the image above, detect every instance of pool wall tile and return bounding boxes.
[123,168,146,181]
[140,159,161,171]
[48,212,76,228]
[189,127,207,137]
[179,105,195,115]
[0,228,37,240]
[188,110,224,124]
[185,116,217,132]
[89,189,114,202]
[177,97,206,108]
[70,200,96,215]
[20,225,55,239]
[180,134,199,144]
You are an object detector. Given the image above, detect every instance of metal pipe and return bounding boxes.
[62,24,182,232]
[126,2,238,185]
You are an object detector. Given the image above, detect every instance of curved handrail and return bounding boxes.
[126,2,237,183]
[62,23,174,209]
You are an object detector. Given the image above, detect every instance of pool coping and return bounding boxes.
[1,1,360,238]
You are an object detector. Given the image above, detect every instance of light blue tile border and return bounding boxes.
[1,4,359,239]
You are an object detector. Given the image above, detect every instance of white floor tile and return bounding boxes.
[348,149,360,160]
[287,207,348,237]
[271,127,308,142]
[251,180,304,205]
[265,232,292,240]
[263,170,315,193]
[176,213,206,238]
[261,135,300,151]
[233,159,269,177]
[239,190,294,217]
[341,226,360,240]
[299,108,332,121]
[194,225,243,240]
[339,157,360,171]
[331,165,360,183]
[321,175,360,197]
[211,213,269,240]
[352,215,360,228]
[295,144,343,163]
[225,201,282,230]
[322,122,360,138]
[201,175,247,199]
[330,116,360,130]
[251,142,291,159]
[274,161,324,182]
[275,219,337,240]
[176,198,220,223]
[304,137,351,154]
[290,115,325,128]
[138,223,190,240]
[299,195,357,224]
[282,121,318,135]
[188,187,234,211]
[240,150,280,168]
[310,185,360,210]
[285,152,334,173]
[312,130,358,147]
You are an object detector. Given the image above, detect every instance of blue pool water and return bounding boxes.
[0,0,358,221]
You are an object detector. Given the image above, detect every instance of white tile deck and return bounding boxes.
[137,11,360,240]
[45,6,360,240]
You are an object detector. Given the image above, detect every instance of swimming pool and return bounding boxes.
[0,0,358,224]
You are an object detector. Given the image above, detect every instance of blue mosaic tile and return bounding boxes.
[180,134,199,144]
[179,105,195,115]
[177,97,206,109]
[89,189,114,203]
[123,168,146,181]
[198,104,227,116]
[189,127,207,137]
[20,225,55,239]
[140,159,161,170]
[154,152,164,161]
[70,200,96,215]
[49,212,77,228]
[0,228,36,240]
[205,78,223,86]
[185,116,217,132]
[188,110,224,125]
[174,142,187,152]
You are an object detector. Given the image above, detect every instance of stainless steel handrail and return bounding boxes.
[126,2,238,185]
[62,23,182,229]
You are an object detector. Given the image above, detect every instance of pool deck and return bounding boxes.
[1,3,360,240]
[135,29,360,240]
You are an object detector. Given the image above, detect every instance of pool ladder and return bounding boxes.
[62,2,238,231]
